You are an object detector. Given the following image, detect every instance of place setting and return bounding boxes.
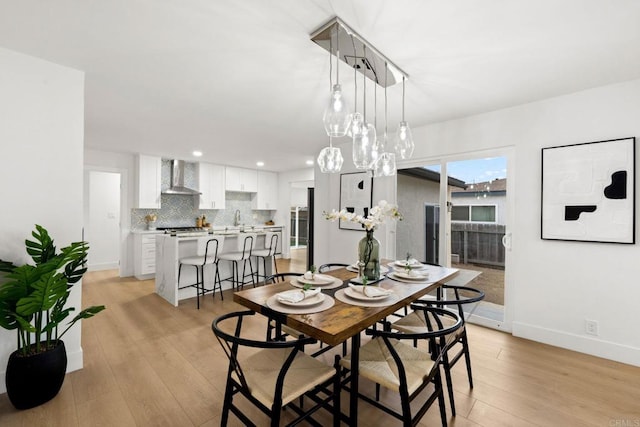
[334,282,399,307]
[266,287,335,314]
[289,269,344,290]
[387,267,432,284]
[346,262,389,275]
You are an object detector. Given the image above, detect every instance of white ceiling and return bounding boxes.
[2,0,640,172]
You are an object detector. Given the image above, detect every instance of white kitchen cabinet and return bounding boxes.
[252,171,278,210]
[134,233,159,279]
[225,167,257,192]
[136,154,162,208]
[197,162,226,209]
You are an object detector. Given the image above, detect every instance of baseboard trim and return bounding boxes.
[512,321,640,367]
[88,262,119,271]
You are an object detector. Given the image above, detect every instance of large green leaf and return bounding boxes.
[62,243,88,285]
[25,225,56,265]
[58,305,106,340]
[0,260,15,273]
[0,300,20,330]
[16,272,67,317]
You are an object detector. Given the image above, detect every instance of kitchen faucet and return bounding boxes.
[234,209,241,226]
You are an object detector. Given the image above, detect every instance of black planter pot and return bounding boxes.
[5,340,67,410]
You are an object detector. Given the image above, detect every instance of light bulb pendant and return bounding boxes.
[347,112,364,137]
[323,84,351,137]
[373,152,397,177]
[317,145,343,173]
[352,122,377,169]
[393,121,414,159]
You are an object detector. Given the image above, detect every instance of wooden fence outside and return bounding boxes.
[451,222,505,268]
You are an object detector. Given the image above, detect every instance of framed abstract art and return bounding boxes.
[339,172,373,231]
[541,137,635,244]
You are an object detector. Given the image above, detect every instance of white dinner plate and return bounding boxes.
[276,291,325,307]
[387,272,431,283]
[344,286,391,301]
[295,273,334,285]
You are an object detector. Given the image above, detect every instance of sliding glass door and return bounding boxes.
[396,149,512,331]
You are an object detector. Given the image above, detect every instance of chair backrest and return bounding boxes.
[237,233,257,256]
[318,263,348,273]
[212,311,316,405]
[370,305,462,363]
[428,285,485,323]
[265,232,278,256]
[264,272,303,284]
[196,237,223,263]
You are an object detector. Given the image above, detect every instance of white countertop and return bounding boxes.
[131,225,283,236]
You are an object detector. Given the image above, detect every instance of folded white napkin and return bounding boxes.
[303,271,315,280]
[277,288,321,304]
[397,258,419,266]
[397,269,428,279]
[348,283,392,298]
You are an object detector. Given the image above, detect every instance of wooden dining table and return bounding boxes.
[233,262,459,425]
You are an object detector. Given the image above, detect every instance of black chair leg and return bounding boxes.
[195,266,200,309]
[461,333,474,388]
[333,355,341,427]
[435,368,448,427]
[442,353,456,416]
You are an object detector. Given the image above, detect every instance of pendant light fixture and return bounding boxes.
[311,17,409,175]
[347,35,364,138]
[317,136,344,173]
[353,45,377,170]
[393,76,415,159]
[322,26,351,138]
[373,62,397,177]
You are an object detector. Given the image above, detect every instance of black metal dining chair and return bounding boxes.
[212,310,341,427]
[263,273,306,341]
[392,284,485,416]
[340,305,463,426]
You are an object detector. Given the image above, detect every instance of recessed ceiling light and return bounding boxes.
[306,160,314,166]
[192,150,203,157]
[256,161,265,167]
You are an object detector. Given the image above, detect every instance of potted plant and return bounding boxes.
[0,225,105,409]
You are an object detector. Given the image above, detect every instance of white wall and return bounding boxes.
[86,171,121,270]
[0,47,85,392]
[316,78,640,366]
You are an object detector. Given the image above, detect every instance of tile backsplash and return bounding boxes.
[132,160,273,230]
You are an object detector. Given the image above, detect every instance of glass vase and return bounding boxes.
[358,229,380,281]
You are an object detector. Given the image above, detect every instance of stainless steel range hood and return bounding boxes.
[162,159,201,195]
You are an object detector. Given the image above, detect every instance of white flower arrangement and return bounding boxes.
[324,200,402,231]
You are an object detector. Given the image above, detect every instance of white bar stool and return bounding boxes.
[219,233,256,290]
[178,236,224,309]
[252,232,279,283]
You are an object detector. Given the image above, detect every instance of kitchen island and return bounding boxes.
[155,226,283,306]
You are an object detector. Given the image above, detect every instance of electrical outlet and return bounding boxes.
[585,319,599,336]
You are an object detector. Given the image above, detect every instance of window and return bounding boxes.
[451,205,469,221]
[451,205,496,223]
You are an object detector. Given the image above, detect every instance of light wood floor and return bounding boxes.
[1,260,639,426]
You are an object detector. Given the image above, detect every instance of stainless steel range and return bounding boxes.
[157,227,211,237]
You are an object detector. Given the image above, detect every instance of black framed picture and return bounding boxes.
[541,137,635,244]
[339,172,373,231]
